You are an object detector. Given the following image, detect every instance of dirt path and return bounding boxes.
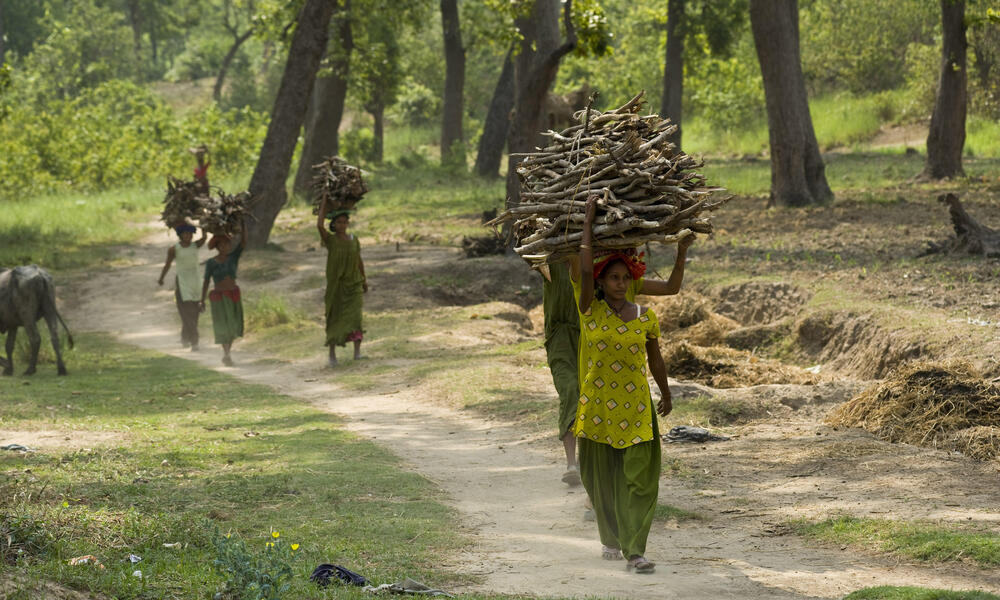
[63,233,1000,599]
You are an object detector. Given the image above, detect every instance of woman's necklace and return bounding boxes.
[609,299,630,320]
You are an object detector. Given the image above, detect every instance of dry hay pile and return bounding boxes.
[201,191,250,235]
[645,293,741,347]
[310,156,367,214]
[161,176,206,227]
[487,91,727,265]
[662,341,819,389]
[827,363,1000,461]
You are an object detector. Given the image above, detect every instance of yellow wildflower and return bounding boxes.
[291,544,299,551]
[271,531,280,539]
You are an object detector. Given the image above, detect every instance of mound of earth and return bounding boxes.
[793,311,925,379]
[713,281,809,325]
[661,341,819,389]
[827,362,1000,462]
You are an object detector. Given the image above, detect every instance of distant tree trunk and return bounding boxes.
[506,0,577,207]
[124,0,143,61]
[440,0,465,166]
[370,102,385,163]
[247,0,335,247]
[923,0,967,180]
[214,29,254,101]
[749,0,832,207]
[660,0,684,149]
[293,3,353,196]
[0,2,6,64]
[474,48,514,178]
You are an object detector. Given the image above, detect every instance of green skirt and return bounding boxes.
[210,294,244,345]
[325,280,363,347]
[545,324,580,438]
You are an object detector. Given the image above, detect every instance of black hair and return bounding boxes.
[327,214,349,233]
[595,258,627,301]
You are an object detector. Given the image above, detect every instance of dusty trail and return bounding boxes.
[63,233,1000,600]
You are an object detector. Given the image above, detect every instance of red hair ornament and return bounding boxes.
[592,248,647,281]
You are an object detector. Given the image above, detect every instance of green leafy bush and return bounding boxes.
[341,127,378,166]
[394,79,441,127]
[212,527,300,600]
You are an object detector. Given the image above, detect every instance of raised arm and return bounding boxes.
[157,245,176,286]
[577,195,598,313]
[639,232,695,296]
[195,227,208,248]
[316,197,331,244]
[238,217,248,249]
[647,338,672,417]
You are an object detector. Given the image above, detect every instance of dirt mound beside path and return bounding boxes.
[828,362,1000,462]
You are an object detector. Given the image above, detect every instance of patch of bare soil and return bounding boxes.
[0,429,123,452]
[0,576,105,600]
[869,122,929,149]
[54,205,1000,599]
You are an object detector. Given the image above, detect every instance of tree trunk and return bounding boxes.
[0,1,6,64]
[505,0,577,207]
[371,103,385,163]
[293,2,353,196]
[246,0,335,247]
[125,0,143,61]
[473,48,514,178]
[923,193,1000,257]
[923,0,967,180]
[660,0,684,149]
[214,29,254,102]
[440,0,465,166]
[749,0,832,207]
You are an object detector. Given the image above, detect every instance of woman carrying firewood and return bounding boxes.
[200,220,247,366]
[568,195,675,574]
[316,196,367,367]
[158,223,207,350]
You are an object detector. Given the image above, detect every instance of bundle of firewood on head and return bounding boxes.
[161,176,207,228]
[201,190,251,236]
[310,156,367,216]
[487,90,728,266]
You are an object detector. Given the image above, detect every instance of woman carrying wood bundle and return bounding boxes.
[200,222,247,366]
[316,197,367,367]
[568,196,675,574]
[158,223,207,351]
[548,228,693,493]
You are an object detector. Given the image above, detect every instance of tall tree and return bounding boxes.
[660,0,684,148]
[922,0,968,180]
[247,0,335,246]
[293,1,353,195]
[473,48,514,178]
[440,0,465,166]
[506,0,577,206]
[749,0,832,207]
[214,0,256,102]
[0,1,6,65]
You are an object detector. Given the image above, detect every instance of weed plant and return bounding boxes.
[212,527,299,600]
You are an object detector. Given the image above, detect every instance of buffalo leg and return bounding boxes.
[23,320,40,376]
[44,312,67,376]
[2,329,14,376]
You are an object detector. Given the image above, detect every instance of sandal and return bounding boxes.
[561,465,581,487]
[626,556,655,574]
[601,545,623,561]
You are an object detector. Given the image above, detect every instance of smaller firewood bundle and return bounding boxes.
[161,176,207,227]
[310,156,367,215]
[201,191,251,235]
[487,91,727,265]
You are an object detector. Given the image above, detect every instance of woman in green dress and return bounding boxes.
[570,196,673,574]
[316,197,367,367]
[200,222,247,366]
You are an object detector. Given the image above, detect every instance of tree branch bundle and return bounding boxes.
[309,156,368,214]
[486,90,727,265]
[161,177,250,235]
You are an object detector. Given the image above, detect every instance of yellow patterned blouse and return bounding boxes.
[573,298,660,448]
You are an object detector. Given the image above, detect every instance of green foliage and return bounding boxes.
[212,527,299,600]
[844,586,1000,600]
[16,1,141,102]
[800,0,938,94]
[0,79,266,200]
[341,126,378,166]
[244,291,307,329]
[687,51,764,132]
[795,516,1000,567]
[394,79,441,127]
[0,62,11,122]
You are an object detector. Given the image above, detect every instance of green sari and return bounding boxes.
[324,234,364,347]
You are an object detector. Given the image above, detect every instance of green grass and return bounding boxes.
[654,503,703,522]
[966,115,1000,158]
[844,587,1000,600]
[0,333,479,599]
[794,516,1000,567]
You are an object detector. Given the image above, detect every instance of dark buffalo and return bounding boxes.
[0,265,74,375]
